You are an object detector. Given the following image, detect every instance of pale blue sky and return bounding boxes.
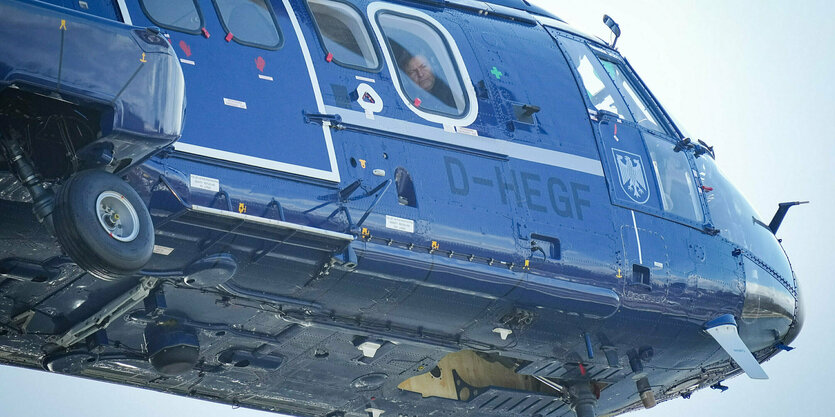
[1,1,832,416]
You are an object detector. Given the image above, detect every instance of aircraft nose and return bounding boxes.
[740,257,799,350]
[783,280,804,345]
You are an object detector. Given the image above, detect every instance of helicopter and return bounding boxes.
[0,1,804,417]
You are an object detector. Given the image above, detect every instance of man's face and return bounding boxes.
[406,55,436,91]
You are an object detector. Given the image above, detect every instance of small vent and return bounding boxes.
[530,234,560,260]
[633,264,651,287]
[395,167,417,207]
[512,103,540,125]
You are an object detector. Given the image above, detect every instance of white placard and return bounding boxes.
[190,174,220,192]
[385,215,414,233]
[223,97,247,109]
[455,126,478,136]
[153,245,174,255]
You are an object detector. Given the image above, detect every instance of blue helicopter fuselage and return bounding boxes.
[0,1,802,416]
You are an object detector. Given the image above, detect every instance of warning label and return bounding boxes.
[190,174,220,192]
[385,215,414,233]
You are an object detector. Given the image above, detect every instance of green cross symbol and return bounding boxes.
[490,66,503,79]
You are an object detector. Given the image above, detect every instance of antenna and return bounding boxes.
[768,201,809,234]
[603,14,621,49]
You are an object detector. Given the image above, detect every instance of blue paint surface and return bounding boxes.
[0,1,806,417]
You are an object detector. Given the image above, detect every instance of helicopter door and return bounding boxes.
[127,0,340,182]
[548,31,663,213]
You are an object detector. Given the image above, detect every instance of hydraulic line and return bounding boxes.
[0,127,55,232]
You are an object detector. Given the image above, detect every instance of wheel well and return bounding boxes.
[0,87,107,181]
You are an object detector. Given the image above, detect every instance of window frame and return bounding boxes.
[139,0,205,35]
[591,44,688,140]
[642,130,705,225]
[555,34,634,123]
[305,0,382,72]
[554,31,709,230]
[367,2,478,126]
[211,0,284,50]
[595,54,667,135]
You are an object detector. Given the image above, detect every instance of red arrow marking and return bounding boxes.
[255,56,266,72]
[179,40,192,57]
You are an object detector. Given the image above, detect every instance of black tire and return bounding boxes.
[53,170,154,281]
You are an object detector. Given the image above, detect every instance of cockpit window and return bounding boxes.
[376,12,468,117]
[559,38,632,120]
[696,155,794,286]
[598,57,664,133]
[695,155,764,245]
[212,0,282,50]
[140,0,203,34]
[307,0,379,70]
[644,134,703,223]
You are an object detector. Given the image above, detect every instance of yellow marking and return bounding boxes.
[238,202,247,214]
[359,159,367,168]
[431,241,439,251]
[616,268,623,279]
[524,259,530,270]
[140,52,147,63]
[399,350,544,400]
[59,20,67,30]
[361,228,370,239]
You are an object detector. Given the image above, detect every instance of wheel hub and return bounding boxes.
[95,191,140,242]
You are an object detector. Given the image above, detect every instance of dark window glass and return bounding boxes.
[213,0,282,49]
[695,155,794,287]
[308,0,378,69]
[395,167,417,207]
[378,13,467,117]
[644,134,703,223]
[140,0,202,34]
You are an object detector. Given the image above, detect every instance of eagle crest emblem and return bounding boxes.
[612,149,650,204]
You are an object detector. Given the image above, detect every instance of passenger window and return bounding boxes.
[212,0,282,49]
[644,134,703,223]
[560,38,632,121]
[307,0,379,70]
[140,0,203,34]
[598,57,664,133]
[376,12,468,117]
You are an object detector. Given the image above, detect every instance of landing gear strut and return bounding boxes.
[1,126,154,281]
[0,129,55,231]
[569,382,598,417]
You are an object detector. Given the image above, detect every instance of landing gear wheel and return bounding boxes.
[53,170,154,281]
